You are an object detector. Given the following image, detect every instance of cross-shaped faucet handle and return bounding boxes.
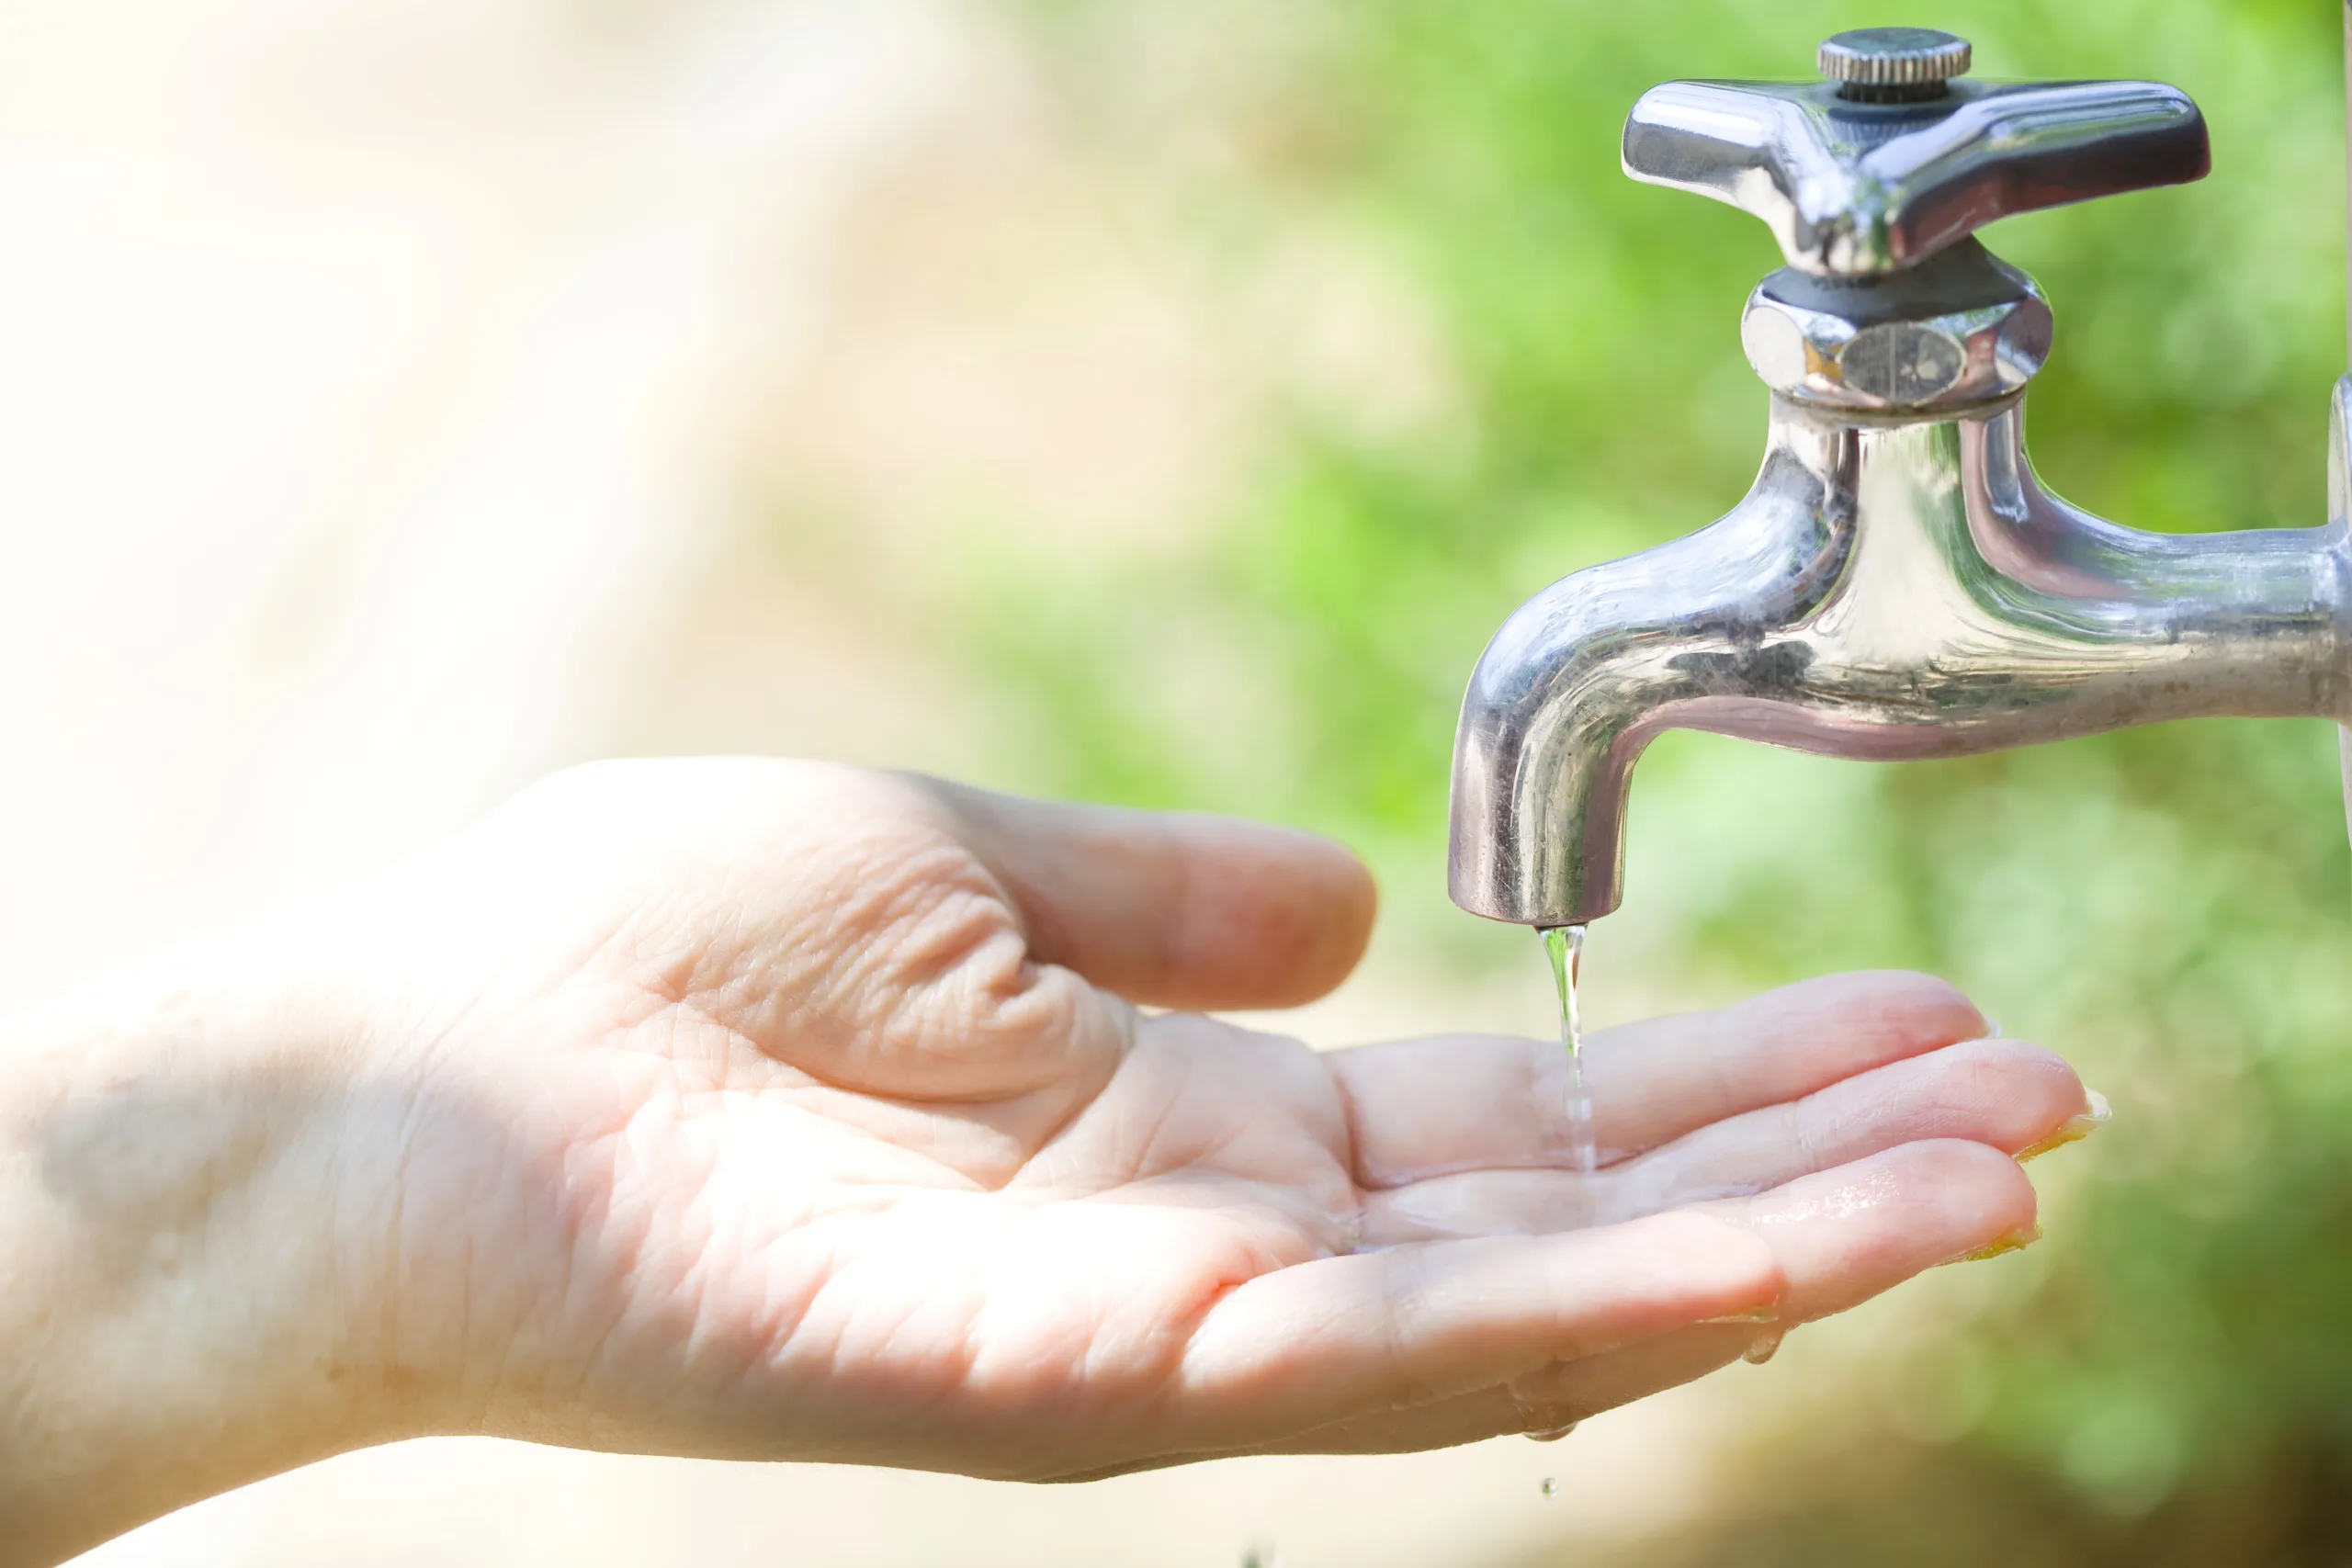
[1623,28,2210,276]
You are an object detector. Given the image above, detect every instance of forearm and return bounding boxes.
[0,951,397,1567]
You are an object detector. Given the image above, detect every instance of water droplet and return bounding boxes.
[1540,1476,1559,1498]
[1742,1329,1786,1365]
[1524,1421,1578,1442]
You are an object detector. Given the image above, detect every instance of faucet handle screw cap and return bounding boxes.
[1817,28,1971,101]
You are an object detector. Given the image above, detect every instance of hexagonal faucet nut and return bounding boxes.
[1737,246,2052,416]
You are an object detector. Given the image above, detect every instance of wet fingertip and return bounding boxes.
[1696,1305,1780,1325]
[2015,1086,2112,1164]
[1933,1223,2042,1268]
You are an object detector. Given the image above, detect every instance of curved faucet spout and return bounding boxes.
[1449,387,2352,927]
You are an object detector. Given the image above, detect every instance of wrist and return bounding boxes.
[0,935,410,1566]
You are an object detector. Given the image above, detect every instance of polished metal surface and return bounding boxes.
[1816,28,1971,97]
[1450,39,2347,930]
[2338,1,2352,844]
[1452,386,2352,926]
[1624,76,2208,276]
[1741,239,2051,414]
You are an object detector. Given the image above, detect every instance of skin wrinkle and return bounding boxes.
[797,1235,973,1406]
[1115,1053,1345,1250]
[604,904,800,1072]
[1084,1046,1200,1195]
[616,1117,733,1423]
[652,1008,760,1099]
[784,1100,1001,1193]
[376,1089,423,1416]
[938,786,1173,1004]
[873,878,1017,1000]
[1081,1184,1335,1280]
[1168,1269,1295,1404]
[718,1199,922,1371]
[848,839,1013,991]
[1697,1013,1749,1144]
[973,1259,1101,1410]
[505,1133,611,1419]
[1140,1068,1249,1192]
[1071,1238,1227,1398]
[956,807,1145,998]
[433,1099,521,1438]
[796,1101,1004,1193]
[608,933,1091,1178]
[668,1155,757,1398]
[995,998,1139,1193]
[862,904,1082,1100]
[1328,1054,1384,1191]
[572,1104,696,1409]
[1373,1247,1441,1412]
[740,1217,857,1408]
[503,1096,669,1414]
[966,1253,1143,1416]
[1774,1095,1826,1179]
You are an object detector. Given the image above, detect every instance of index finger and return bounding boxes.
[1332,971,1990,1186]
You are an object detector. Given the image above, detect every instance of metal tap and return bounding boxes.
[1449,27,2352,929]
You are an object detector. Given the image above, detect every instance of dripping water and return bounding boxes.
[1541,924,1597,1176]
[1526,927,1595,1456]
[2339,727,2352,862]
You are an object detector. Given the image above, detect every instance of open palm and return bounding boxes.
[338,760,2083,1479]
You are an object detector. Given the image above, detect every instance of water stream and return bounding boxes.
[2339,728,2352,854]
[1540,924,1597,1177]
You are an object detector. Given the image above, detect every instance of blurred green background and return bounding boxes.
[958,1,2352,1561]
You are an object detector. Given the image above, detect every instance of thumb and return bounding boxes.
[927,780,1377,1012]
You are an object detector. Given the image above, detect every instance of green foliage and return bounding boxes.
[980,0,2352,1551]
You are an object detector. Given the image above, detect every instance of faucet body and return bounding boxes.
[1448,30,2352,927]
[1452,387,2352,926]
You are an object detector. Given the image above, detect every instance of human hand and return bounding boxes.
[0,761,2091,1564]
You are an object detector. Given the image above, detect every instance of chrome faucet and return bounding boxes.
[1449,27,2352,929]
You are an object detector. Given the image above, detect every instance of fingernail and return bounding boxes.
[1935,1224,2042,1267]
[2017,1088,2112,1164]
